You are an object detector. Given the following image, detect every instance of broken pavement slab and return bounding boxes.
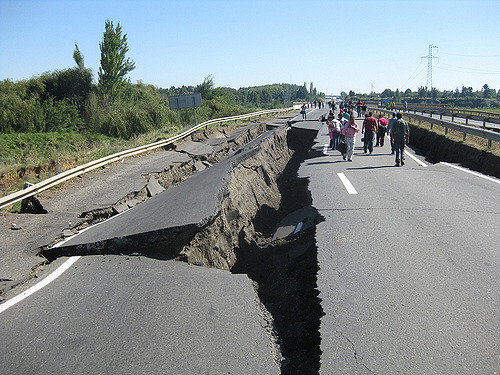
[146,176,165,197]
[273,205,319,240]
[0,117,283,298]
[176,141,217,156]
[43,126,293,265]
[193,160,207,172]
[0,256,280,374]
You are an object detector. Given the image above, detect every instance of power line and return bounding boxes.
[435,66,500,75]
[436,62,500,74]
[400,61,426,89]
[439,51,500,58]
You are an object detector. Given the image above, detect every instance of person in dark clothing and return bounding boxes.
[362,112,378,154]
[391,112,410,166]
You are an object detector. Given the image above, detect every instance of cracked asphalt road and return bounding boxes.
[301,117,500,374]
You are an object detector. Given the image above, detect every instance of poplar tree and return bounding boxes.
[73,43,85,71]
[98,19,135,100]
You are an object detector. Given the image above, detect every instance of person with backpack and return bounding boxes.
[328,117,342,150]
[391,112,410,166]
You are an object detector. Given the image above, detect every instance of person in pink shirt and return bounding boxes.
[376,115,389,147]
[341,115,359,161]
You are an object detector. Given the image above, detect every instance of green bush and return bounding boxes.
[0,78,84,133]
[86,84,178,139]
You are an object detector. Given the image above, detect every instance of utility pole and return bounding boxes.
[422,44,438,102]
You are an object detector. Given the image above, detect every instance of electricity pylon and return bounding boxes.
[422,45,438,102]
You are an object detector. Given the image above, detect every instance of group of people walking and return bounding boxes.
[326,109,410,166]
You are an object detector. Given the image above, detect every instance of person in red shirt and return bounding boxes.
[362,112,378,154]
[376,115,389,147]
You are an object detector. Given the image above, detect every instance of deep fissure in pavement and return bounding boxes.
[40,123,324,374]
[230,128,324,374]
[181,126,324,373]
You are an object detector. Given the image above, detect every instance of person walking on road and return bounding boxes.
[376,114,388,147]
[328,118,342,150]
[391,112,410,166]
[341,115,359,162]
[362,112,378,154]
[300,104,307,120]
[387,112,397,154]
[356,100,363,118]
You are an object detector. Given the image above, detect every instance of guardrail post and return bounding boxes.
[488,139,492,149]
[445,126,448,135]
[463,132,466,142]
[466,117,469,125]
[483,119,487,128]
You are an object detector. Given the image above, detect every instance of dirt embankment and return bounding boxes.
[410,125,500,178]
[177,129,292,268]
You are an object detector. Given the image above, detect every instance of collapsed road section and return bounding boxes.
[41,118,325,374]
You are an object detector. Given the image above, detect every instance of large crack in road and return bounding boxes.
[40,121,324,374]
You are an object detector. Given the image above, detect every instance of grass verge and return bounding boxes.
[0,111,292,202]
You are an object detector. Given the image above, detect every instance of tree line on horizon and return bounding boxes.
[342,84,500,108]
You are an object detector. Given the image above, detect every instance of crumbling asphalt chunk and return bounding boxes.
[146,175,165,197]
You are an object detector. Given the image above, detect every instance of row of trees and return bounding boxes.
[0,20,325,139]
[343,84,500,108]
[159,80,324,109]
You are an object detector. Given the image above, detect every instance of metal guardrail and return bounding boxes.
[391,104,500,126]
[368,107,500,149]
[0,107,293,210]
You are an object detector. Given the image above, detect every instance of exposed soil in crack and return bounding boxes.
[409,125,500,178]
[178,126,325,373]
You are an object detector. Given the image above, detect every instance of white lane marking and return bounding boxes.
[0,256,81,314]
[404,150,428,167]
[441,162,500,184]
[337,173,358,195]
[0,200,126,313]
[323,143,329,155]
[0,190,148,313]
[293,222,303,234]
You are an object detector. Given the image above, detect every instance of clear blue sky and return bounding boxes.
[1,0,499,95]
